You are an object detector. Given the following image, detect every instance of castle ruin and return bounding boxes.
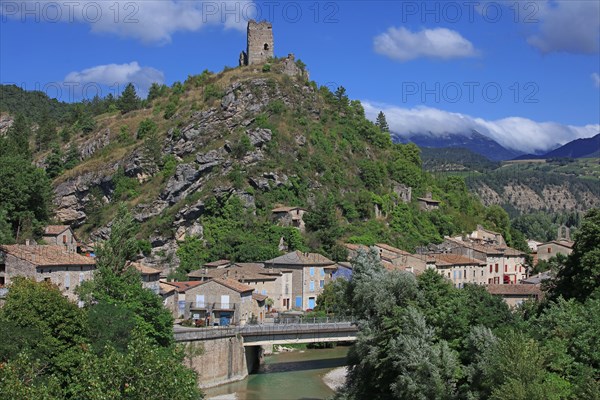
[239,20,274,66]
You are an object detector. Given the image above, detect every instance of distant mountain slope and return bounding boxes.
[513,133,600,160]
[392,130,523,161]
[0,84,73,124]
[420,147,499,172]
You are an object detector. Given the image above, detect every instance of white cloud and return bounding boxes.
[64,62,164,95]
[1,1,254,44]
[373,27,477,62]
[525,0,600,54]
[592,73,600,89]
[362,101,599,154]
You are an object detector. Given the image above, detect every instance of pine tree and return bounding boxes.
[375,111,390,133]
[2,114,31,159]
[117,83,141,114]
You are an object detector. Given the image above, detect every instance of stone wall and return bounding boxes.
[247,20,274,65]
[184,336,250,388]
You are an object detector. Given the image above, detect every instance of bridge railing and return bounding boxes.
[174,318,358,341]
[272,316,355,325]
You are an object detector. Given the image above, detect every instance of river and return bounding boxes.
[204,346,350,400]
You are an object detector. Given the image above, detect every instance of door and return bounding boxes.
[220,312,231,326]
[221,295,230,309]
[295,296,302,308]
[308,297,315,309]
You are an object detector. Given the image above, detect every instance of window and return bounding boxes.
[264,43,269,50]
[79,273,84,283]
[295,296,302,308]
[495,264,498,273]
[64,273,70,290]
[63,235,67,243]
[320,268,325,277]
[320,280,324,289]
[489,265,492,273]
[548,247,552,253]
[504,265,507,272]
[309,267,315,276]
[309,281,315,292]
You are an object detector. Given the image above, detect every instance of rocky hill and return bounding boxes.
[42,59,502,275]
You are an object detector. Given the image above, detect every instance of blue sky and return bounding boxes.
[1,0,599,153]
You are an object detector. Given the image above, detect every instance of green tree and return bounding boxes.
[315,279,350,315]
[1,113,31,159]
[0,154,52,237]
[551,208,600,302]
[118,83,141,114]
[45,143,64,178]
[78,205,174,347]
[304,195,343,254]
[375,111,389,133]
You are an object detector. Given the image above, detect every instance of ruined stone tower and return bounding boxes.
[239,20,274,66]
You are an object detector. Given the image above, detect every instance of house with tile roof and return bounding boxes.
[537,240,574,263]
[42,225,78,253]
[441,237,527,284]
[426,253,488,287]
[271,206,308,232]
[0,244,96,301]
[343,243,427,275]
[264,251,336,310]
[188,262,293,312]
[486,284,543,307]
[129,262,161,294]
[162,278,262,325]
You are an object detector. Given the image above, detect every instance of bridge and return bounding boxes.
[174,317,359,388]
[174,317,359,346]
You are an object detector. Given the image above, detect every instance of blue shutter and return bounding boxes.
[295,296,302,308]
[310,267,315,276]
[309,281,315,291]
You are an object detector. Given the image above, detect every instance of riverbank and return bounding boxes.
[323,366,348,391]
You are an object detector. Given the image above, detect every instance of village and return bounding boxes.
[0,203,574,325]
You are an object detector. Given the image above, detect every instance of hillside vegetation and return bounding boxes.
[1,60,535,274]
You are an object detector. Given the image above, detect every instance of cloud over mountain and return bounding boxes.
[362,101,599,154]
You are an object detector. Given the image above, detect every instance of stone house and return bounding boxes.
[0,244,96,301]
[469,225,506,246]
[159,282,177,313]
[42,225,78,253]
[188,262,293,312]
[417,192,441,211]
[537,240,574,263]
[426,254,488,287]
[271,206,308,232]
[163,278,260,326]
[486,284,543,307]
[264,251,336,310]
[374,243,427,275]
[442,237,527,284]
[129,262,161,294]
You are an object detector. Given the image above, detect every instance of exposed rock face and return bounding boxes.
[53,168,116,226]
[51,75,318,272]
[281,54,309,80]
[0,113,14,136]
[80,128,110,160]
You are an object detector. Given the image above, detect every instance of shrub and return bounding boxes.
[262,63,271,72]
[137,119,157,140]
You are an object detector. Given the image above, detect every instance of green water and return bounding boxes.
[204,346,349,400]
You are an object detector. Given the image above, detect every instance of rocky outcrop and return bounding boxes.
[53,168,116,226]
[0,113,14,136]
[80,128,111,160]
[246,128,272,147]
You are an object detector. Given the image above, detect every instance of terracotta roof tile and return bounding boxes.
[204,259,231,267]
[264,250,335,266]
[162,281,203,292]
[43,225,71,236]
[252,293,268,302]
[129,262,161,275]
[486,284,542,296]
[428,254,486,267]
[0,245,95,267]
[213,278,254,293]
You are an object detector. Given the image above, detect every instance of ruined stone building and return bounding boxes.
[239,20,274,66]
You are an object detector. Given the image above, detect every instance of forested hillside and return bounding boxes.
[0,59,526,278]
